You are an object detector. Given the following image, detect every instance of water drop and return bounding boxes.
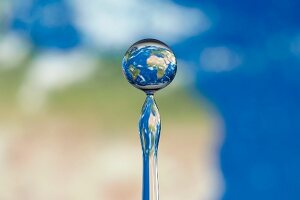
[122,38,177,94]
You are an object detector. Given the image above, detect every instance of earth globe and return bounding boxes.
[122,38,177,94]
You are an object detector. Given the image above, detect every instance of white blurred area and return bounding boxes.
[72,0,210,49]
[200,46,242,72]
[0,34,31,70]
[18,51,97,113]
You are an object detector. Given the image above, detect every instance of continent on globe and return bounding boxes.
[146,49,175,79]
[129,65,140,80]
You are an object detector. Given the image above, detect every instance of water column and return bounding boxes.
[122,39,177,200]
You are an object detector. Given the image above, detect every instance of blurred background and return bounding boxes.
[0,0,299,200]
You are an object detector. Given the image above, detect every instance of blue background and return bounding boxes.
[3,0,300,199]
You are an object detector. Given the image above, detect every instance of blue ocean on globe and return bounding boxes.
[122,43,177,92]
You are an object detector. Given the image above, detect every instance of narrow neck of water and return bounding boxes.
[139,94,161,200]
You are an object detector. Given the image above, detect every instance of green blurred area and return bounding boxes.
[0,56,208,133]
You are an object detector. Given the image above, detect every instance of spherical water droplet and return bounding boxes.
[122,39,177,94]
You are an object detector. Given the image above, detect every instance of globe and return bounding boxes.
[122,39,177,93]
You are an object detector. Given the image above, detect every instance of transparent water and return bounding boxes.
[122,38,177,200]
